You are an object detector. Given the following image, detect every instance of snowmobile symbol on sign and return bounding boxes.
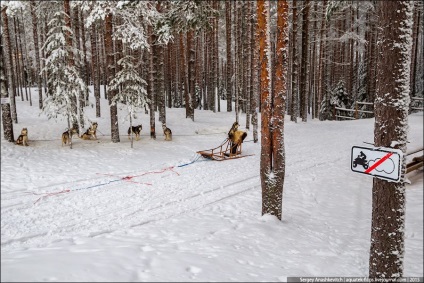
[351,146,403,182]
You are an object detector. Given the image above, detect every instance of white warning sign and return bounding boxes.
[351,146,403,182]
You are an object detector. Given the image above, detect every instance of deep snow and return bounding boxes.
[1,88,423,282]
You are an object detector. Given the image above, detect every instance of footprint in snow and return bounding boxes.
[187,266,202,274]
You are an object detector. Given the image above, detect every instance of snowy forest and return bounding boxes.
[1,0,423,281]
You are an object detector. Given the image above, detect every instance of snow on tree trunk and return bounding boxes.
[1,41,14,142]
[90,23,101,118]
[104,12,120,143]
[187,30,195,121]
[64,0,79,130]
[369,1,413,279]
[300,0,310,122]
[2,7,18,124]
[258,0,288,221]
[290,0,298,123]
[225,1,232,112]
[30,1,43,109]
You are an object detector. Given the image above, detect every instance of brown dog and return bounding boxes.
[128,125,142,140]
[16,128,29,146]
[81,122,98,140]
[162,124,172,141]
[227,122,246,154]
[62,127,79,146]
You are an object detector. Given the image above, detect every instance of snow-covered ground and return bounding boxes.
[1,88,423,282]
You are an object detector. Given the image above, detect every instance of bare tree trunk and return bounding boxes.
[186,30,195,121]
[148,26,156,139]
[72,4,84,127]
[369,1,413,279]
[79,9,90,105]
[290,0,298,122]
[13,17,24,102]
[410,3,420,99]
[17,13,30,103]
[225,1,233,112]
[251,2,258,143]
[258,0,288,220]
[1,40,15,142]
[104,12,120,142]
[300,0,310,122]
[90,23,101,117]
[2,7,18,123]
[64,0,79,130]
[245,1,252,130]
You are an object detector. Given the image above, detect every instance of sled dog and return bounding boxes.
[16,128,29,146]
[128,125,143,140]
[162,124,172,141]
[81,122,98,140]
[62,127,79,146]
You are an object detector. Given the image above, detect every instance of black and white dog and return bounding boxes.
[128,125,142,140]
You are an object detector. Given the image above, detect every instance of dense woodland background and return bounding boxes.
[1,1,423,142]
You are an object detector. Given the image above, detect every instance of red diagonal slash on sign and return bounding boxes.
[365,152,393,174]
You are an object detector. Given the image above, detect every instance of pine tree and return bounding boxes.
[258,0,289,220]
[1,38,14,142]
[369,1,414,279]
[40,9,88,140]
[109,55,149,148]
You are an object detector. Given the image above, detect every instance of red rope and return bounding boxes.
[33,166,178,204]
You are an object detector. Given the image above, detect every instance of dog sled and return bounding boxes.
[197,138,253,161]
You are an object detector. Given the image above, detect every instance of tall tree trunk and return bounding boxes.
[225,1,233,112]
[17,13,30,103]
[148,26,156,139]
[72,4,85,127]
[90,23,101,117]
[290,0,298,122]
[369,1,413,279]
[2,7,18,123]
[245,1,252,130]
[64,0,79,130]
[1,39,14,142]
[13,17,24,102]
[259,0,288,220]
[300,0,310,122]
[79,9,89,105]
[30,1,42,109]
[409,4,420,100]
[251,2,258,143]
[186,30,195,121]
[104,12,120,142]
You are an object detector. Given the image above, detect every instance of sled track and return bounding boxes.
[1,174,260,251]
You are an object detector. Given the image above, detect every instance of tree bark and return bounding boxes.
[1,39,14,142]
[225,1,233,112]
[290,0,298,122]
[2,7,18,123]
[104,12,120,142]
[300,0,310,122]
[90,23,101,118]
[369,1,413,279]
[63,0,79,130]
[258,0,288,220]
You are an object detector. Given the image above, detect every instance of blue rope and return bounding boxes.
[72,178,123,192]
[177,154,208,167]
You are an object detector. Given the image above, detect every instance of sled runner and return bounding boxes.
[197,138,253,161]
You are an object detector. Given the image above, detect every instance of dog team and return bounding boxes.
[15,122,172,146]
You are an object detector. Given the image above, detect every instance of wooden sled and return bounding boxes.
[197,138,253,161]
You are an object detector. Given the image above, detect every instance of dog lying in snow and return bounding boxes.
[80,122,98,140]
